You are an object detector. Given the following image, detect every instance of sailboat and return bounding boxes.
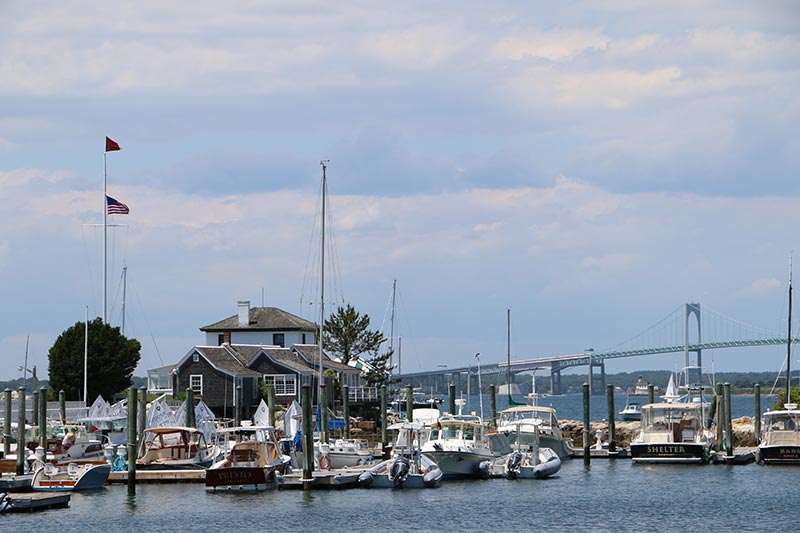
[501,308,525,406]
[757,258,800,464]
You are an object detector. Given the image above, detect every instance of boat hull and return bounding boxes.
[756,445,800,465]
[421,451,493,479]
[32,464,111,492]
[205,466,278,491]
[496,431,574,460]
[630,443,710,464]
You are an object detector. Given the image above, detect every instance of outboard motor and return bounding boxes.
[506,451,523,480]
[389,456,410,487]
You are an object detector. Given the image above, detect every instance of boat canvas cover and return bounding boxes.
[253,400,270,426]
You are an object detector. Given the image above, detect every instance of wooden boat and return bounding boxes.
[137,427,218,470]
[31,462,110,492]
[206,425,291,491]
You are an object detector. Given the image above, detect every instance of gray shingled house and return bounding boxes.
[200,301,317,347]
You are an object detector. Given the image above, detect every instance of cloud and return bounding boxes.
[493,29,609,62]
[751,278,781,291]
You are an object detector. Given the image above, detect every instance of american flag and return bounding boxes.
[106,195,129,215]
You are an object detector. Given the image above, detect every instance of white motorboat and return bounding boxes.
[206,425,291,491]
[496,405,574,459]
[318,438,378,470]
[358,422,442,488]
[494,420,561,479]
[421,403,497,479]
[630,400,715,463]
[31,462,111,492]
[137,427,219,470]
[619,398,642,421]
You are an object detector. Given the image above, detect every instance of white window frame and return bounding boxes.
[190,374,203,395]
[263,374,297,396]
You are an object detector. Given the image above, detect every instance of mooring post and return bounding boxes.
[31,389,39,428]
[406,385,414,423]
[185,387,195,428]
[342,384,350,439]
[16,387,26,475]
[715,383,724,451]
[606,384,616,454]
[138,386,147,445]
[127,386,137,494]
[39,386,47,449]
[448,383,456,415]
[706,393,717,430]
[320,383,329,443]
[59,390,66,425]
[267,384,276,428]
[380,385,388,447]
[3,389,11,458]
[754,383,761,445]
[489,384,496,429]
[301,384,313,489]
[723,382,733,456]
[234,385,242,427]
[647,383,655,405]
[583,383,591,466]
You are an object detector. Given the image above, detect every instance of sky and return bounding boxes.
[1,1,799,382]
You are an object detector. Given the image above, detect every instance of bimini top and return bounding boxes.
[642,402,702,411]
[144,426,202,435]
[500,405,557,415]
[437,414,483,425]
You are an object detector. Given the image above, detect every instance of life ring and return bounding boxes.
[319,455,331,470]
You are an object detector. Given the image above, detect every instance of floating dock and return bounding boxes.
[2,492,71,512]
[278,467,369,490]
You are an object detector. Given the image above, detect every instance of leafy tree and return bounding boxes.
[362,349,399,388]
[323,304,386,366]
[47,317,141,402]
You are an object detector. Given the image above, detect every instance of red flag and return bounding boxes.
[105,136,121,152]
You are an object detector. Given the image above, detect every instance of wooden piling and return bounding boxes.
[489,384,496,429]
[3,389,11,458]
[59,390,66,425]
[754,383,761,445]
[723,382,733,456]
[342,384,350,439]
[583,383,590,466]
[706,393,717,430]
[32,389,39,428]
[38,386,47,449]
[16,387,25,475]
[301,384,313,488]
[380,385,387,447]
[406,385,413,423]
[234,385,242,427]
[127,386,137,494]
[267,384,276,428]
[715,383,724,451]
[606,384,616,453]
[320,384,329,443]
[448,383,456,415]
[647,383,655,405]
[138,386,147,445]
[185,388,195,428]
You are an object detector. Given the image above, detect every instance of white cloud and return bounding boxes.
[493,29,609,62]
[751,278,781,291]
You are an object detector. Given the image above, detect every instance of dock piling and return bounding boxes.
[39,386,47,449]
[380,385,387,447]
[448,383,456,415]
[754,383,761,445]
[606,384,616,453]
[127,386,138,494]
[406,385,413,423]
[32,389,39,428]
[320,384,329,443]
[16,387,25,475]
[59,390,66,425]
[647,383,655,405]
[723,382,733,456]
[715,383,724,451]
[489,384,496,429]
[301,384,313,489]
[342,384,350,439]
[138,386,147,445]
[267,384,276,428]
[3,389,11,458]
[186,387,195,428]
[583,383,590,466]
[234,385,242,427]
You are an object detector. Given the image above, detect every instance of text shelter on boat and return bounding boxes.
[630,402,715,464]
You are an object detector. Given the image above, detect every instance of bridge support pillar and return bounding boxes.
[588,358,605,396]
[550,365,563,395]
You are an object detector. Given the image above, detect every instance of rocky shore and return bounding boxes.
[559,416,758,448]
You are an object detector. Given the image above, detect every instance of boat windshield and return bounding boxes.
[429,423,478,441]
[764,411,800,431]
[499,409,555,426]
[642,406,700,430]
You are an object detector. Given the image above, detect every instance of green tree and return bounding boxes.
[323,304,386,366]
[362,349,399,388]
[47,317,141,402]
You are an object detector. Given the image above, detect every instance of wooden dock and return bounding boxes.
[572,448,631,459]
[3,492,71,512]
[107,469,206,484]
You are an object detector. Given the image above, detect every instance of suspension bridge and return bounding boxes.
[397,303,796,395]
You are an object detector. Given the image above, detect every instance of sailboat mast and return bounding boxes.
[84,305,89,406]
[390,279,396,373]
[788,256,793,406]
[507,307,511,402]
[318,160,328,408]
[121,265,127,335]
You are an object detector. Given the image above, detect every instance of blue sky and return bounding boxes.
[1,1,799,381]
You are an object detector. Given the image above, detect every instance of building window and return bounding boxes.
[190,374,203,395]
[273,333,285,347]
[218,334,224,346]
[302,333,306,344]
[263,374,297,396]
[192,353,199,363]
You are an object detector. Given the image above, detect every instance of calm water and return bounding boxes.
[5,460,798,532]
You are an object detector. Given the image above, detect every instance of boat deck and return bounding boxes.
[107,469,205,483]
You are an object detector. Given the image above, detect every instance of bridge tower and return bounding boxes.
[684,302,703,387]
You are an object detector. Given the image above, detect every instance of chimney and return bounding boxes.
[237,300,250,327]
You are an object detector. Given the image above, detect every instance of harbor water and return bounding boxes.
[4,459,798,532]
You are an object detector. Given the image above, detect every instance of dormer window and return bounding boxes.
[192,353,199,363]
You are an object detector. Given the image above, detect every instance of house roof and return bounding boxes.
[292,344,360,373]
[191,345,263,377]
[201,306,317,332]
[258,347,317,375]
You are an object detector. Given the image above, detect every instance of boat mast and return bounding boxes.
[476,352,483,420]
[507,307,512,403]
[787,256,793,407]
[318,160,329,409]
[84,305,89,406]
[103,150,108,323]
[121,265,127,335]
[390,279,396,374]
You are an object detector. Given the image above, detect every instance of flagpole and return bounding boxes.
[103,150,108,324]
